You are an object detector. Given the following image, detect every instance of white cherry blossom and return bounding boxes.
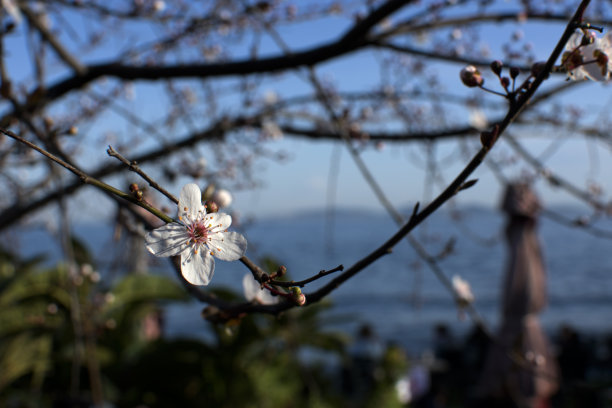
[452,275,474,305]
[145,183,247,285]
[564,30,612,81]
[469,109,488,131]
[261,119,284,140]
[242,274,279,305]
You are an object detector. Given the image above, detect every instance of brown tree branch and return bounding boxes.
[19,3,87,75]
[0,80,579,231]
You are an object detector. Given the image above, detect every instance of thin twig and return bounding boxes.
[0,128,173,223]
[19,3,87,75]
[270,265,345,288]
[239,256,269,282]
[107,145,179,204]
[504,133,609,211]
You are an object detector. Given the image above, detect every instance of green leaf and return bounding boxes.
[0,332,52,391]
[0,301,65,337]
[101,274,188,325]
[0,267,72,309]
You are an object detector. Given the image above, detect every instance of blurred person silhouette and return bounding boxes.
[429,324,463,406]
[342,323,384,402]
[551,324,589,405]
[556,324,587,384]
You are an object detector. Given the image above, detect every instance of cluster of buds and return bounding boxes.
[129,182,144,201]
[242,265,304,306]
[461,59,545,101]
[202,183,233,210]
[460,58,548,150]
[72,263,101,286]
[489,60,523,95]
[269,265,287,280]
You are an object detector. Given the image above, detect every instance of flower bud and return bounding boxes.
[291,287,306,306]
[153,0,165,12]
[205,200,219,213]
[213,189,233,208]
[81,263,93,276]
[510,66,520,79]
[490,60,503,76]
[202,184,215,201]
[47,303,58,315]
[530,62,547,77]
[460,65,484,87]
[480,124,499,149]
[129,183,139,193]
[276,265,287,278]
[500,76,510,89]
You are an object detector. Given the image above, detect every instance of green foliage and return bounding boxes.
[0,240,189,405]
[107,303,349,408]
[0,333,52,391]
[0,245,407,408]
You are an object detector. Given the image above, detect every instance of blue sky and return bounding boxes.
[225,10,612,218]
[6,1,612,223]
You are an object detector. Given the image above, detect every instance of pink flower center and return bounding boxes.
[187,221,209,245]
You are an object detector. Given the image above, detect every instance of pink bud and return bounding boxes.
[291,287,306,306]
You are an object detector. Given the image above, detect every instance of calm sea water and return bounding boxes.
[8,206,612,354]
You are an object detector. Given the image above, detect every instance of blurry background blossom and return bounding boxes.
[242,273,279,305]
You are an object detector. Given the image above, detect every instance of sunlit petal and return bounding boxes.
[181,249,215,285]
[178,183,204,221]
[204,211,232,231]
[209,231,247,261]
[145,223,190,257]
[242,273,260,302]
[242,273,279,304]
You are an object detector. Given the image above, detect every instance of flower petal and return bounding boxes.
[181,248,215,285]
[209,231,247,261]
[203,211,232,231]
[582,59,609,81]
[242,274,279,305]
[259,290,279,305]
[565,31,582,50]
[178,183,204,221]
[145,223,190,257]
[242,273,260,302]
